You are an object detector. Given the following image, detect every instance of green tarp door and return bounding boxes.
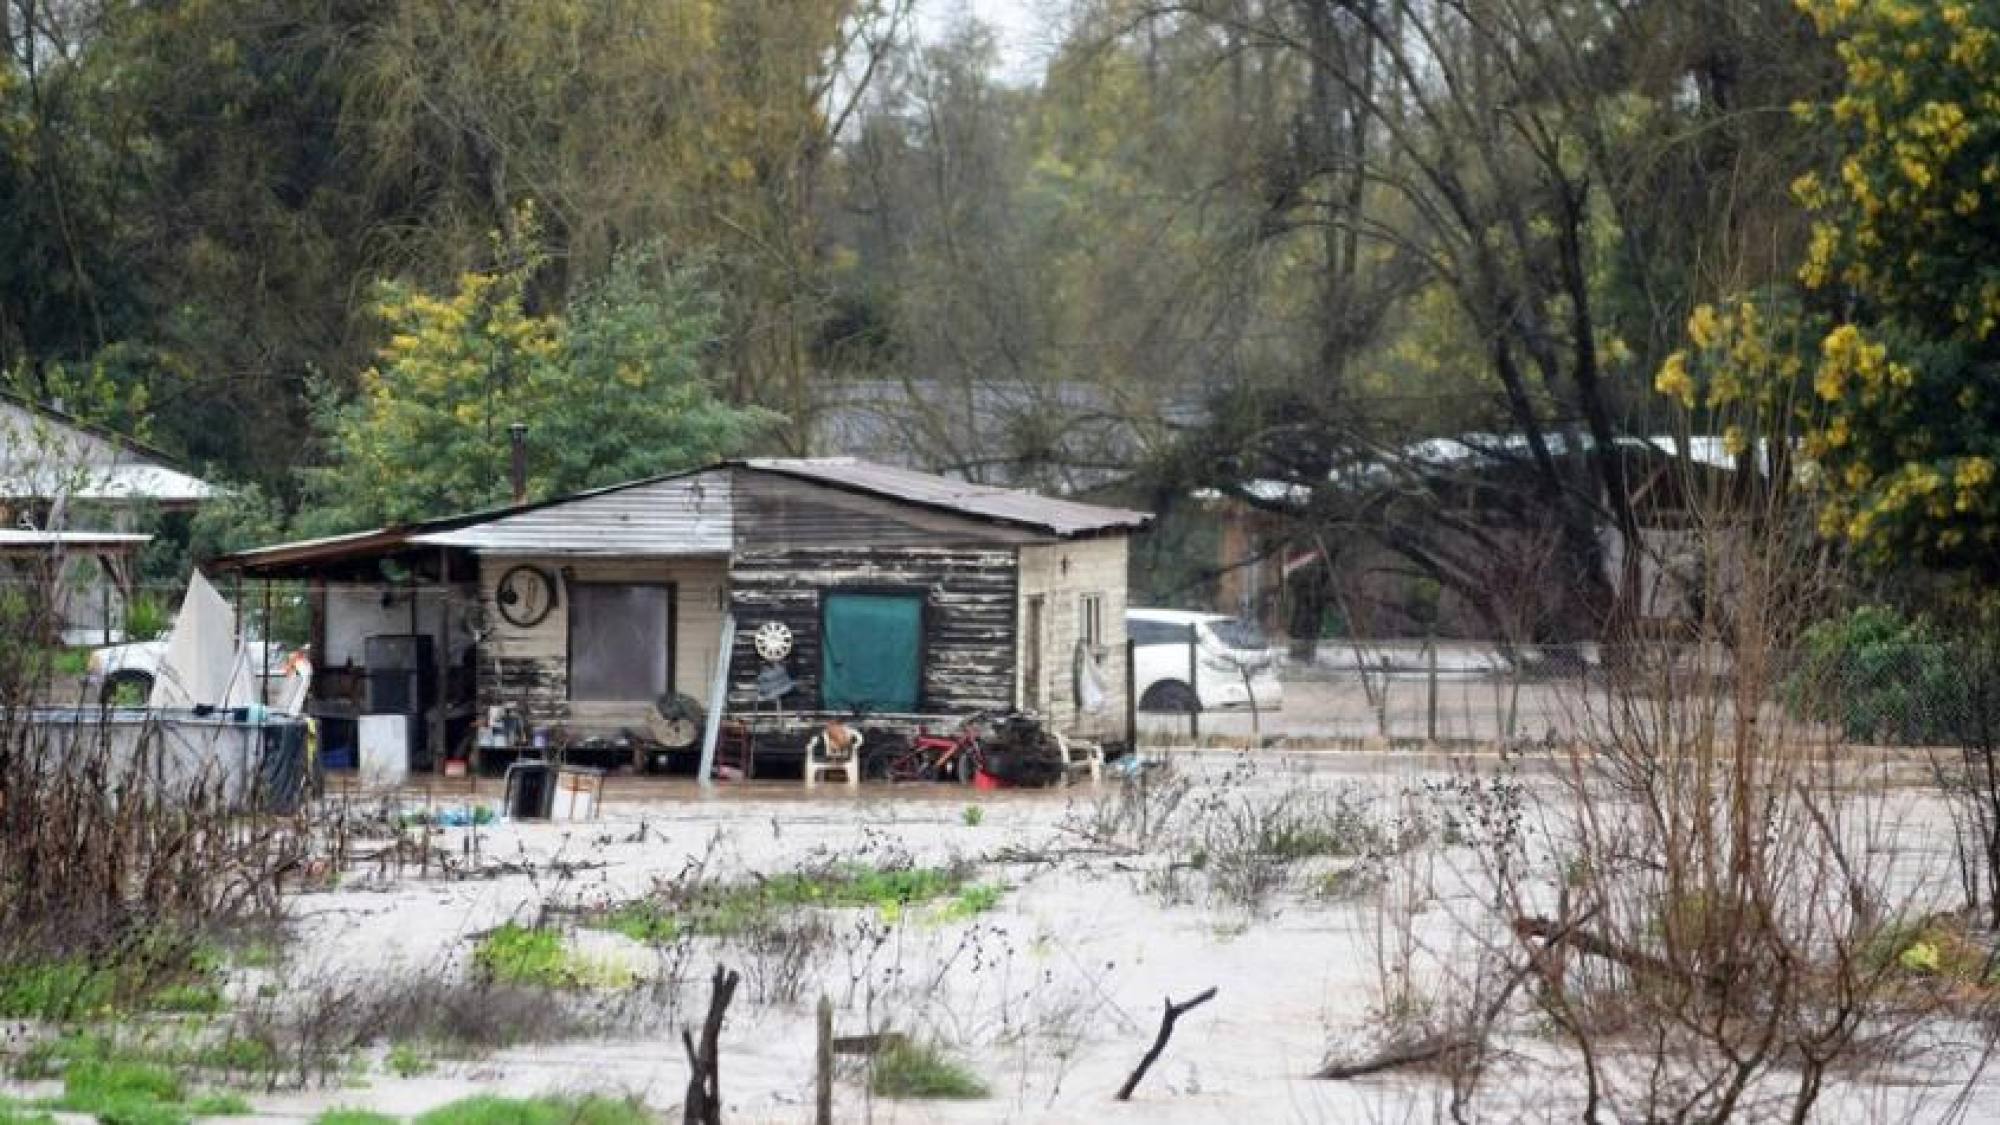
[821,593,922,713]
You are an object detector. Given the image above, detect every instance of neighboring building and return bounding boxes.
[0,397,214,642]
[1202,434,1751,640]
[215,459,1151,771]
[810,377,1198,493]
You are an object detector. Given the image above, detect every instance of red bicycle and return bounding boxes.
[869,712,987,783]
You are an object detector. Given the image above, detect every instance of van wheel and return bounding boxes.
[1140,680,1198,713]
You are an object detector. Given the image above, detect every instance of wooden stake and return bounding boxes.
[815,995,833,1125]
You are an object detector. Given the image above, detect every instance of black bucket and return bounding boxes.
[504,762,556,820]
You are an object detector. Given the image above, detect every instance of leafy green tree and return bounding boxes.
[306,234,770,530]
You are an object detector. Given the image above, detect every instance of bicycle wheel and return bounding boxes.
[953,745,979,784]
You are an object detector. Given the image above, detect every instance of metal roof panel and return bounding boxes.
[740,458,1150,538]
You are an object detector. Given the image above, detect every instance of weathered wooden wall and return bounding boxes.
[1017,537,1129,740]
[476,555,728,731]
[727,547,1017,717]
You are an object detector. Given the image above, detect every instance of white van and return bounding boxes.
[1127,608,1283,713]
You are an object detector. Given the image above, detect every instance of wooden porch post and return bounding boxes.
[435,548,451,774]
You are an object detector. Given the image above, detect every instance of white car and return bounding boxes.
[1127,608,1283,713]
[86,636,292,706]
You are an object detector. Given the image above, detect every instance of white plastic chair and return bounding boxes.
[1053,732,1104,785]
[804,722,862,789]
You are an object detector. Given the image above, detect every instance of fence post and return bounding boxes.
[1187,623,1200,744]
[1125,637,1138,755]
[1426,632,1439,743]
[814,995,833,1125]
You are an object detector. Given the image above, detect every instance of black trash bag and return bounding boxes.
[978,714,1065,788]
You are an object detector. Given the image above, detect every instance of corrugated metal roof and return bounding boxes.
[741,458,1151,538]
[216,458,1151,574]
[0,529,151,553]
[413,470,734,555]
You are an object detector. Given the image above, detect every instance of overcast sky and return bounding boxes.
[914,0,1070,84]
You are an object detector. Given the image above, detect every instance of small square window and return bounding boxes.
[1078,593,1104,650]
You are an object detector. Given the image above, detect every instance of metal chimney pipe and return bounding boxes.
[508,423,529,505]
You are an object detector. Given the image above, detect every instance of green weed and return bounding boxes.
[412,1094,652,1125]
[869,1041,988,1100]
[188,1093,253,1116]
[0,958,118,1019]
[471,925,632,989]
[590,863,988,943]
[386,1042,435,1078]
[932,884,1003,924]
[313,1111,399,1125]
[961,805,985,828]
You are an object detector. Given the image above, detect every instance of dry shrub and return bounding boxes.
[0,583,307,997]
[228,968,641,1088]
[1341,470,2000,1120]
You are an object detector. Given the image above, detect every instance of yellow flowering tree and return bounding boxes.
[307,233,770,530]
[1662,1,2000,573]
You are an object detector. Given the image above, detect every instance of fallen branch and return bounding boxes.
[1116,987,1217,1100]
[1513,914,1729,993]
[1319,908,1600,1082]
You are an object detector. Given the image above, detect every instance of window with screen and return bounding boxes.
[569,583,673,701]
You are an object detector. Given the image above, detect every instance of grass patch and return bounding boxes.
[869,1041,988,1100]
[471,925,633,990]
[0,1107,57,1125]
[28,1056,255,1125]
[413,1094,652,1125]
[386,1042,435,1078]
[932,883,1003,924]
[0,931,227,1020]
[592,862,991,943]
[313,1112,399,1125]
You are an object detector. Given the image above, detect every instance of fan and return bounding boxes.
[646,693,704,750]
[753,621,794,662]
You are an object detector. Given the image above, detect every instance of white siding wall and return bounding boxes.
[1016,537,1129,741]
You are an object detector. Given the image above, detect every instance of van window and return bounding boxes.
[1209,619,1269,650]
[1128,619,1189,646]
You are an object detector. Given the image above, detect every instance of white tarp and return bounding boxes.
[148,571,243,709]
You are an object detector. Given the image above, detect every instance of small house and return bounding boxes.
[0,396,215,642]
[214,459,1151,771]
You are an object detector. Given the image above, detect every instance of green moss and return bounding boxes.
[412,1095,652,1125]
[869,1042,988,1100]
